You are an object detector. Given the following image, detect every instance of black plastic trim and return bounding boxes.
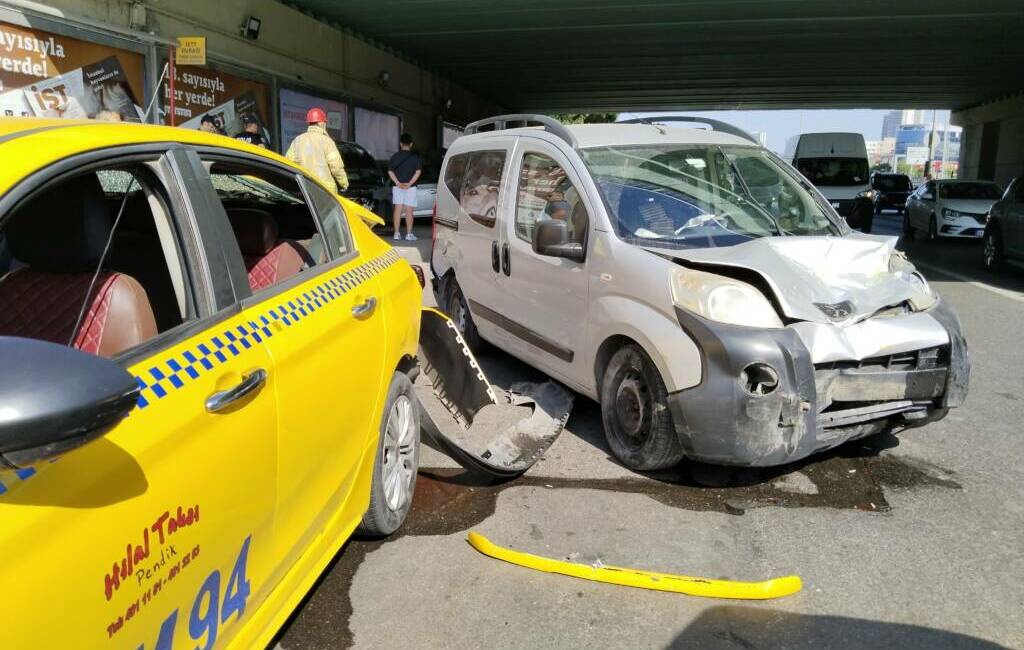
[469,299,573,362]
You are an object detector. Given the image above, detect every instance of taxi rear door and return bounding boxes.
[0,146,279,650]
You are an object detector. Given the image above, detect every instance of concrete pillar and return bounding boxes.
[953,94,1024,187]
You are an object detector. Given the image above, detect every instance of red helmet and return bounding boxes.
[306,107,327,124]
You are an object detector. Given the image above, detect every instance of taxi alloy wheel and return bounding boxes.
[382,395,416,512]
[359,372,420,537]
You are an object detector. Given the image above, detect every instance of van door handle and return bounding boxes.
[491,240,500,273]
[206,368,267,413]
[352,296,377,318]
[501,242,510,276]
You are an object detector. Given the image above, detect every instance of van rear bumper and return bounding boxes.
[667,302,968,466]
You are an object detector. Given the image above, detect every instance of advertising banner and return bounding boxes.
[0,20,145,120]
[279,88,349,151]
[354,106,400,161]
[161,63,272,143]
[906,146,930,166]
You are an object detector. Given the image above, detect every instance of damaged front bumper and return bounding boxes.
[668,299,969,466]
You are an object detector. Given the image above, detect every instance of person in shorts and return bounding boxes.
[388,133,422,241]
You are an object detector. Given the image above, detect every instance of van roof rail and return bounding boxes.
[618,116,758,144]
[464,114,578,149]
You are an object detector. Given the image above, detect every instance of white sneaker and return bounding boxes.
[392,231,401,241]
[405,233,417,241]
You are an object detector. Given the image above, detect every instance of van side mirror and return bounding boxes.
[532,219,585,262]
[0,337,140,468]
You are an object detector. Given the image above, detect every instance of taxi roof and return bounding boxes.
[0,117,386,226]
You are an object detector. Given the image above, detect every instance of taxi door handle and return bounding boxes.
[352,296,377,318]
[206,368,267,413]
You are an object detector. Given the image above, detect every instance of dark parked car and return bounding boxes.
[870,172,913,215]
[339,141,388,216]
[983,176,1024,271]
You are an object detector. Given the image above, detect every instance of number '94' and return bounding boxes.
[138,536,252,650]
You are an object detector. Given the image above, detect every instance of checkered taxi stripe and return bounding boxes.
[134,249,402,409]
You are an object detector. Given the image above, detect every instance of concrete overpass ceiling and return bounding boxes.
[285,0,1024,112]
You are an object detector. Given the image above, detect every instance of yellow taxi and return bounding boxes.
[0,118,423,648]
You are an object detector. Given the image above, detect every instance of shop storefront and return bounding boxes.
[159,57,273,145]
[0,18,146,121]
[1,9,413,158]
[278,86,350,152]
[354,105,401,161]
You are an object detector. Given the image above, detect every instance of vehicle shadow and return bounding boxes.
[666,606,1009,650]
[465,341,913,491]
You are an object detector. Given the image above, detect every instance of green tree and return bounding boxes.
[550,113,618,124]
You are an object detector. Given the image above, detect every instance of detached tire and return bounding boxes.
[359,372,420,537]
[444,278,484,352]
[600,345,685,471]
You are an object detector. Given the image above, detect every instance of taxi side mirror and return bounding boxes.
[533,219,585,263]
[0,337,139,468]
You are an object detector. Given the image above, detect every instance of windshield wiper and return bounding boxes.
[716,147,783,236]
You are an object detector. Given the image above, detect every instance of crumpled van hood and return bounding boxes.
[648,234,935,324]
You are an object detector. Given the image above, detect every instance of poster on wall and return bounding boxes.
[354,106,400,161]
[441,122,464,150]
[279,88,349,152]
[0,21,145,120]
[160,63,272,144]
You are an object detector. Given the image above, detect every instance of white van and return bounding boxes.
[429,115,969,471]
[792,132,875,233]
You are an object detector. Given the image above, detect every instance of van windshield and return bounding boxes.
[581,144,841,250]
[795,157,869,186]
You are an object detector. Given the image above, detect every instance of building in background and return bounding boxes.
[894,124,962,178]
[866,138,895,167]
[881,110,901,139]
[749,130,768,147]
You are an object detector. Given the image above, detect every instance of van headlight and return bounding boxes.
[671,268,783,328]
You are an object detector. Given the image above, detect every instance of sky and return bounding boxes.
[620,109,953,155]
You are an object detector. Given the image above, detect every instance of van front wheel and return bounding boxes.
[600,345,685,471]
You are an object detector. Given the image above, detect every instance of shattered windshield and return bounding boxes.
[581,144,841,250]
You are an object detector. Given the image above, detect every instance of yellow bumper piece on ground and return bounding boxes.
[467,531,802,600]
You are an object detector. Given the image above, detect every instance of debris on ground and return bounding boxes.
[466,531,802,600]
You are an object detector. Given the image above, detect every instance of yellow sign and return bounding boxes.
[176,36,206,65]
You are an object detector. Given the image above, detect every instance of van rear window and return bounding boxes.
[795,157,868,186]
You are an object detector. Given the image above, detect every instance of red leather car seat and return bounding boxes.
[0,174,157,357]
[227,209,308,292]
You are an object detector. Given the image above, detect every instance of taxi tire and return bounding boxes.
[600,344,685,472]
[359,372,420,537]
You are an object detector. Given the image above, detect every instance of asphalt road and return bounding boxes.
[276,214,1023,650]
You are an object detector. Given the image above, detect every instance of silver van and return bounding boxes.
[430,115,969,470]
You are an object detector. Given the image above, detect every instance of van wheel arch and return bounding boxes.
[595,334,643,394]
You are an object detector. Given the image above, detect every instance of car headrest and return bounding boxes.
[5,173,114,272]
[228,209,279,256]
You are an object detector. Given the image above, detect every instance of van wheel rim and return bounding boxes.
[450,294,468,334]
[382,395,415,511]
[615,373,651,444]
